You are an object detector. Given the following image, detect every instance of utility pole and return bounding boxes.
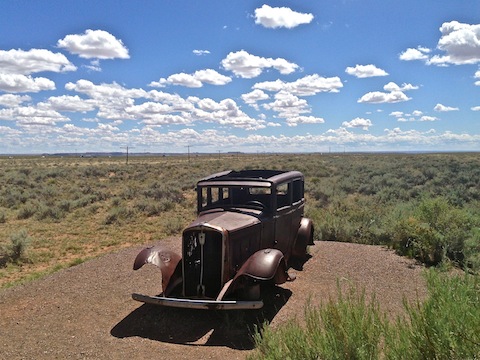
[121,145,134,164]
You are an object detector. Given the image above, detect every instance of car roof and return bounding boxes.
[197,169,304,187]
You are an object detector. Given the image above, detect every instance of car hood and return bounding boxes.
[185,208,261,232]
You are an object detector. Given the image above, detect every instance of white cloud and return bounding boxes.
[434,21,480,65]
[193,69,232,85]
[43,95,96,113]
[241,89,269,109]
[345,64,389,78]
[389,111,404,118]
[434,103,459,112]
[471,106,480,111]
[0,94,31,107]
[420,116,439,122]
[342,117,372,130]
[221,50,298,78]
[193,50,210,56]
[383,82,419,92]
[390,110,437,122]
[286,116,325,127]
[263,91,310,118]
[399,47,431,61]
[0,73,56,93]
[57,29,130,59]
[254,5,314,29]
[0,106,69,125]
[402,22,480,66]
[253,74,343,95]
[149,69,231,88]
[474,70,480,86]
[0,48,76,75]
[65,80,147,99]
[358,90,410,104]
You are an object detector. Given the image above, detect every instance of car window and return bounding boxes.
[292,179,303,203]
[276,183,290,209]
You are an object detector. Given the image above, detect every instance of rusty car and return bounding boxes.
[132,169,314,310]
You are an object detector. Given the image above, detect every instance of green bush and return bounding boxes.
[250,271,480,360]
[385,271,480,360]
[390,197,478,266]
[0,229,31,266]
[464,228,480,273]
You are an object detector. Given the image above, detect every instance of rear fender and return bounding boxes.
[133,245,182,295]
[217,248,290,301]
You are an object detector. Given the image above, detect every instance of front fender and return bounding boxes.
[217,248,291,301]
[133,245,182,295]
[235,248,288,282]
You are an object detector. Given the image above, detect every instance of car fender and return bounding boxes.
[217,248,290,301]
[133,245,182,295]
[292,217,315,258]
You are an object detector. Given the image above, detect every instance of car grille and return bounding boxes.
[182,229,223,298]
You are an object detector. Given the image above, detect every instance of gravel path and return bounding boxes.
[0,240,426,359]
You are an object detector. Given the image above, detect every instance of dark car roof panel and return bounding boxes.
[197,169,303,187]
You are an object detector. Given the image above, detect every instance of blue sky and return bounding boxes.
[1,0,479,154]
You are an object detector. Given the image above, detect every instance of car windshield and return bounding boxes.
[199,185,272,212]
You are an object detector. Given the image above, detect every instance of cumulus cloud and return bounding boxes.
[383,82,419,92]
[389,110,438,122]
[433,21,480,65]
[221,50,299,78]
[358,90,410,104]
[358,81,418,104]
[342,117,372,130]
[399,47,431,61]
[0,73,56,93]
[149,69,231,88]
[57,29,130,59]
[253,74,343,95]
[400,21,480,66]
[345,64,389,78]
[241,89,269,109]
[286,115,325,127]
[434,103,459,112]
[0,106,69,125]
[0,94,31,107]
[263,91,310,118]
[474,70,480,86]
[254,5,314,29]
[471,106,480,111]
[0,48,76,75]
[43,95,96,113]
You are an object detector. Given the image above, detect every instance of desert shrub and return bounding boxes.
[162,216,185,235]
[250,285,385,360]
[385,271,480,360]
[103,206,136,225]
[134,198,174,216]
[17,203,37,220]
[464,228,480,273]
[251,271,480,360]
[142,181,184,203]
[35,204,65,221]
[390,197,478,266]
[0,229,31,266]
[0,210,6,223]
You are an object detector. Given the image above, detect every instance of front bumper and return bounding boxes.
[132,293,263,310]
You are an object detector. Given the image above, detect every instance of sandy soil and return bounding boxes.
[0,239,427,359]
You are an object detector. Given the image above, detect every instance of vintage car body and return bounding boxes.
[132,169,314,310]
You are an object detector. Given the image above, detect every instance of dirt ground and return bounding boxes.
[0,239,427,359]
